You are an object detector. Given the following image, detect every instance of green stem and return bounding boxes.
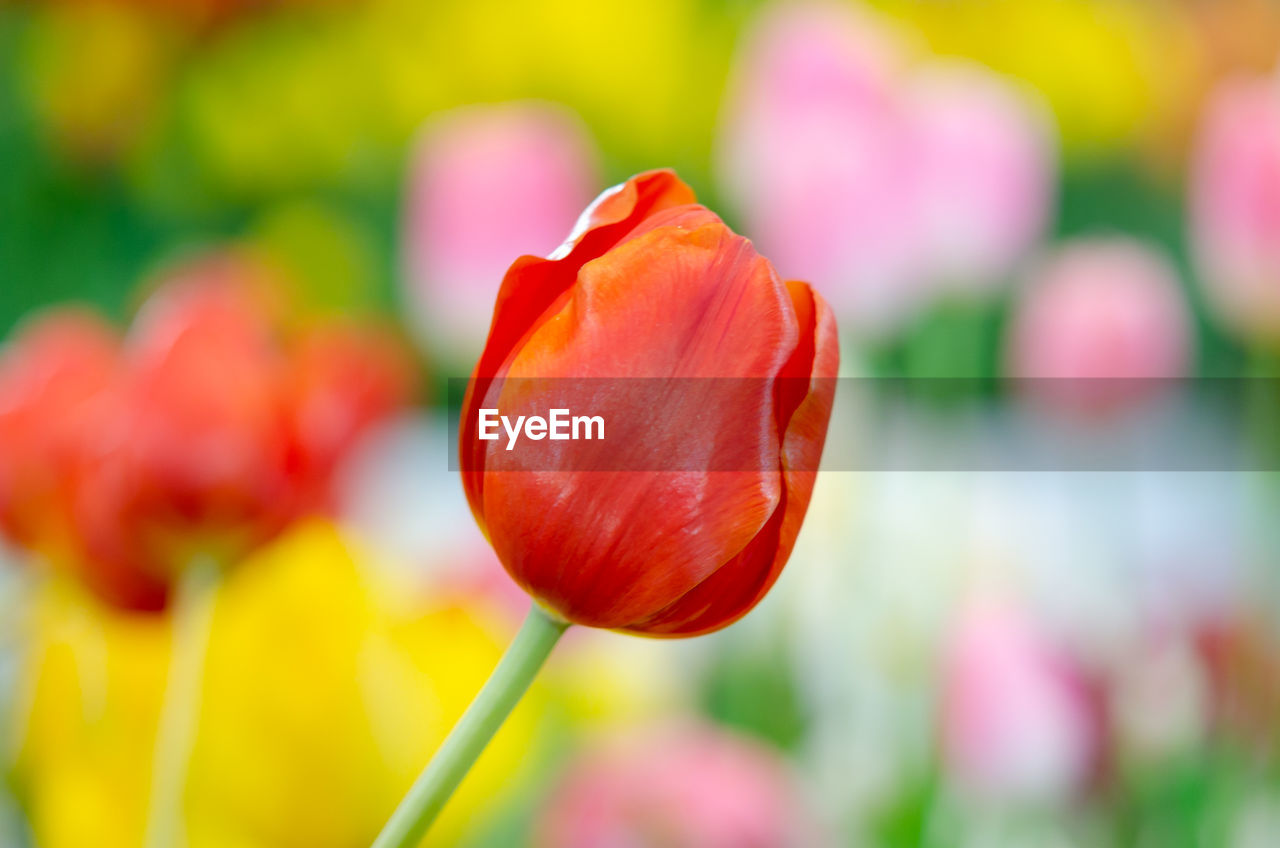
[373,604,569,848]
[1247,345,1280,471]
[143,557,220,848]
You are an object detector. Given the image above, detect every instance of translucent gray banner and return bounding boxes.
[447,378,1280,472]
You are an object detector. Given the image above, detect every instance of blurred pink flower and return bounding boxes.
[536,722,822,848]
[1190,75,1280,343]
[1007,238,1190,410]
[907,62,1055,294]
[403,102,600,360]
[718,4,1055,335]
[717,1,921,334]
[941,602,1103,804]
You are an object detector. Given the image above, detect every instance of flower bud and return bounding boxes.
[461,170,838,635]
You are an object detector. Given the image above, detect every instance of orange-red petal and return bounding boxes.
[473,222,802,628]
[627,282,838,636]
[461,170,699,526]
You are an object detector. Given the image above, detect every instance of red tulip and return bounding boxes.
[0,309,173,610]
[64,259,414,611]
[73,264,294,596]
[284,323,415,514]
[460,170,839,636]
[127,264,292,522]
[0,308,119,551]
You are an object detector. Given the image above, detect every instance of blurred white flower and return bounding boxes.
[1112,636,1209,765]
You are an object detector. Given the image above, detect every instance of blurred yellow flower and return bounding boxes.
[13,521,541,848]
[873,0,1199,159]
[21,3,178,162]
[187,521,540,848]
[176,13,381,199]
[12,576,169,848]
[155,0,725,201]
[367,0,727,174]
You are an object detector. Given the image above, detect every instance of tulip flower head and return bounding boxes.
[381,171,835,845]
[71,267,294,602]
[0,254,413,612]
[460,170,838,636]
[0,310,172,611]
[1190,75,1280,343]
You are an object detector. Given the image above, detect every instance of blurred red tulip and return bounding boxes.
[127,264,291,519]
[1007,238,1190,412]
[67,256,416,611]
[0,309,120,551]
[460,170,838,635]
[285,323,415,514]
[1190,75,1280,343]
[72,262,294,604]
[535,722,823,848]
[55,254,416,612]
[1195,615,1280,756]
[0,309,173,610]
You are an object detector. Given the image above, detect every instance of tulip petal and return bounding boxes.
[474,222,804,628]
[461,170,698,525]
[473,169,697,381]
[0,309,120,549]
[628,282,837,636]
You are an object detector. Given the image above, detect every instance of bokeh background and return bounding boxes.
[4,0,1280,845]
